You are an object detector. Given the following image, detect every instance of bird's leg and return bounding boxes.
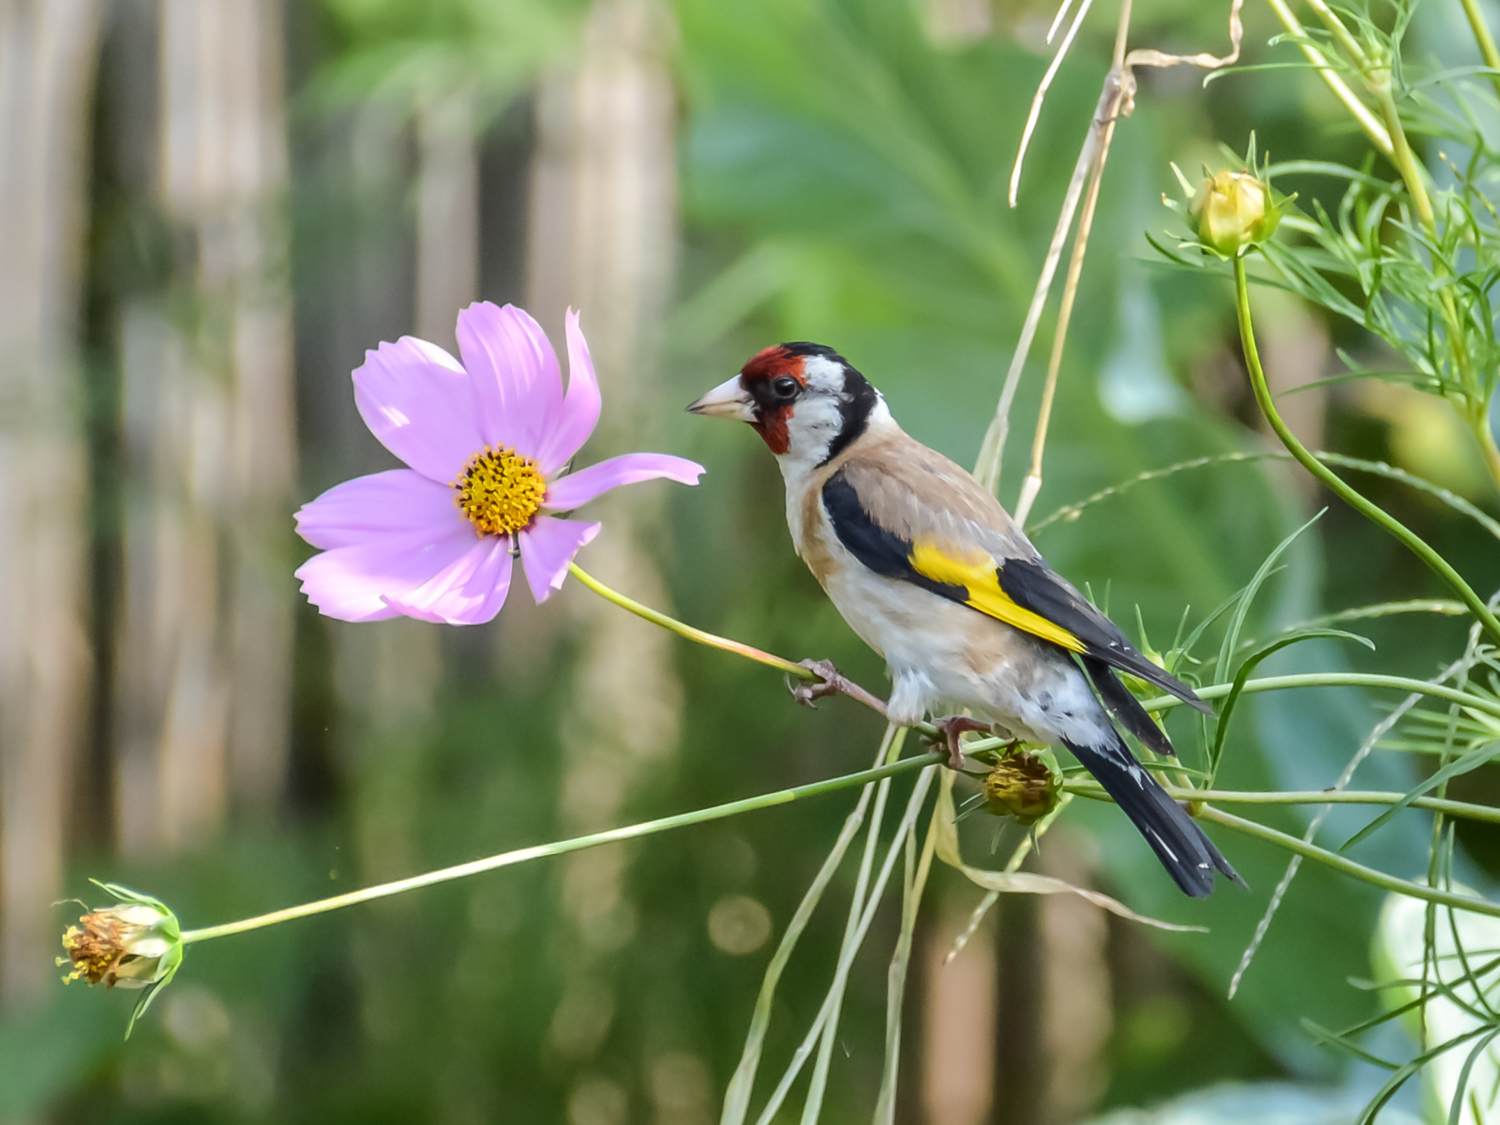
[789,659,889,717]
[925,716,992,770]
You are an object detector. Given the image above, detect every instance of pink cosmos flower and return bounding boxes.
[295,302,703,625]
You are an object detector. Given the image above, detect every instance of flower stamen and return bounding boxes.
[454,445,547,537]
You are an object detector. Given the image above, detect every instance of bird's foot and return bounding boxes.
[925,716,993,770]
[789,659,888,716]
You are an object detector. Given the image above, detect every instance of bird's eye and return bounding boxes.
[771,376,800,400]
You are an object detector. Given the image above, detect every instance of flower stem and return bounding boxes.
[179,750,944,945]
[1262,0,1393,157]
[1064,781,1500,825]
[1368,78,1486,418]
[1371,81,1437,238]
[1198,805,1500,919]
[1233,255,1500,644]
[1144,669,1500,719]
[1302,0,1368,69]
[1459,0,1500,95]
[569,562,813,680]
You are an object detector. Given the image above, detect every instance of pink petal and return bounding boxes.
[518,516,600,603]
[381,535,515,625]
[456,302,561,455]
[295,522,486,623]
[534,309,601,474]
[295,470,459,550]
[543,453,705,512]
[353,337,483,483]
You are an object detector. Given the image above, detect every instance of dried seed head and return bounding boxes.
[982,751,1062,825]
[60,900,179,990]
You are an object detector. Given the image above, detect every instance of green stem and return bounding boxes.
[1373,83,1436,235]
[570,563,901,723]
[1234,256,1500,644]
[1199,805,1500,920]
[1064,781,1500,825]
[1262,0,1393,157]
[1369,80,1484,416]
[1145,670,1500,719]
[1459,0,1500,94]
[1303,0,1368,68]
[180,750,943,945]
[570,563,812,680]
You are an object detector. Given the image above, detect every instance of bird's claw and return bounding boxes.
[790,659,846,707]
[924,715,992,770]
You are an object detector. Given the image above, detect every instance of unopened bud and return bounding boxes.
[982,751,1062,825]
[1192,170,1279,257]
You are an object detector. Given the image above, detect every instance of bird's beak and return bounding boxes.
[686,376,755,422]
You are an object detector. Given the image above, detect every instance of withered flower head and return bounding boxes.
[58,882,183,1037]
[61,902,176,989]
[982,751,1062,825]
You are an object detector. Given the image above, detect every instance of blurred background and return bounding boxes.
[1,0,1498,1121]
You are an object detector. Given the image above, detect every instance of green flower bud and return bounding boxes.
[982,751,1062,825]
[1191,170,1280,257]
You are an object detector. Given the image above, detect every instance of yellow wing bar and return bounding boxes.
[909,541,1086,654]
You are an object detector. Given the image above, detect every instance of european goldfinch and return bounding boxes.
[688,342,1242,898]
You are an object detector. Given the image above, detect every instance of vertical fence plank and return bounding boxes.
[0,0,102,1008]
[115,0,293,853]
[527,0,683,1092]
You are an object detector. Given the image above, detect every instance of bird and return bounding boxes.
[687,341,1243,898]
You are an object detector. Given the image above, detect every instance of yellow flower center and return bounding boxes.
[454,445,547,537]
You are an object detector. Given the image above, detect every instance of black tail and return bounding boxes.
[1064,735,1244,898]
[1082,656,1177,759]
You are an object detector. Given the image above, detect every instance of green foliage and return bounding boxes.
[313,0,587,112]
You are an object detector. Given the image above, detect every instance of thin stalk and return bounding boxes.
[873,797,939,1125]
[1367,77,1494,488]
[1368,74,1484,419]
[180,750,943,945]
[975,92,1101,493]
[800,729,911,1124]
[1015,122,1112,525]
[753,765,936,1125]
[1460,0,1500,91]
[721,745,886,1125]
[1233,255,1500,644]
[1063,782,1500,826]
[1371,83,1437,240]
[570,562,900,721]
[1262,0,1393,157]
[960,658,1500,760]
[1134,671,1500,721]
[1012,0,1133,524]
[570,562,812,680]
[1303,0,1368,68]
[1199,806,1500,920]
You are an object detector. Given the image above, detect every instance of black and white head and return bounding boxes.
[687,342,889,471]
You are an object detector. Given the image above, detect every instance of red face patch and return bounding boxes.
[739,347,806,455]
[741,345,807,384]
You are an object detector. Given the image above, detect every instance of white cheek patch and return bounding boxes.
[801,354,846,392]
[783,396,845,464]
